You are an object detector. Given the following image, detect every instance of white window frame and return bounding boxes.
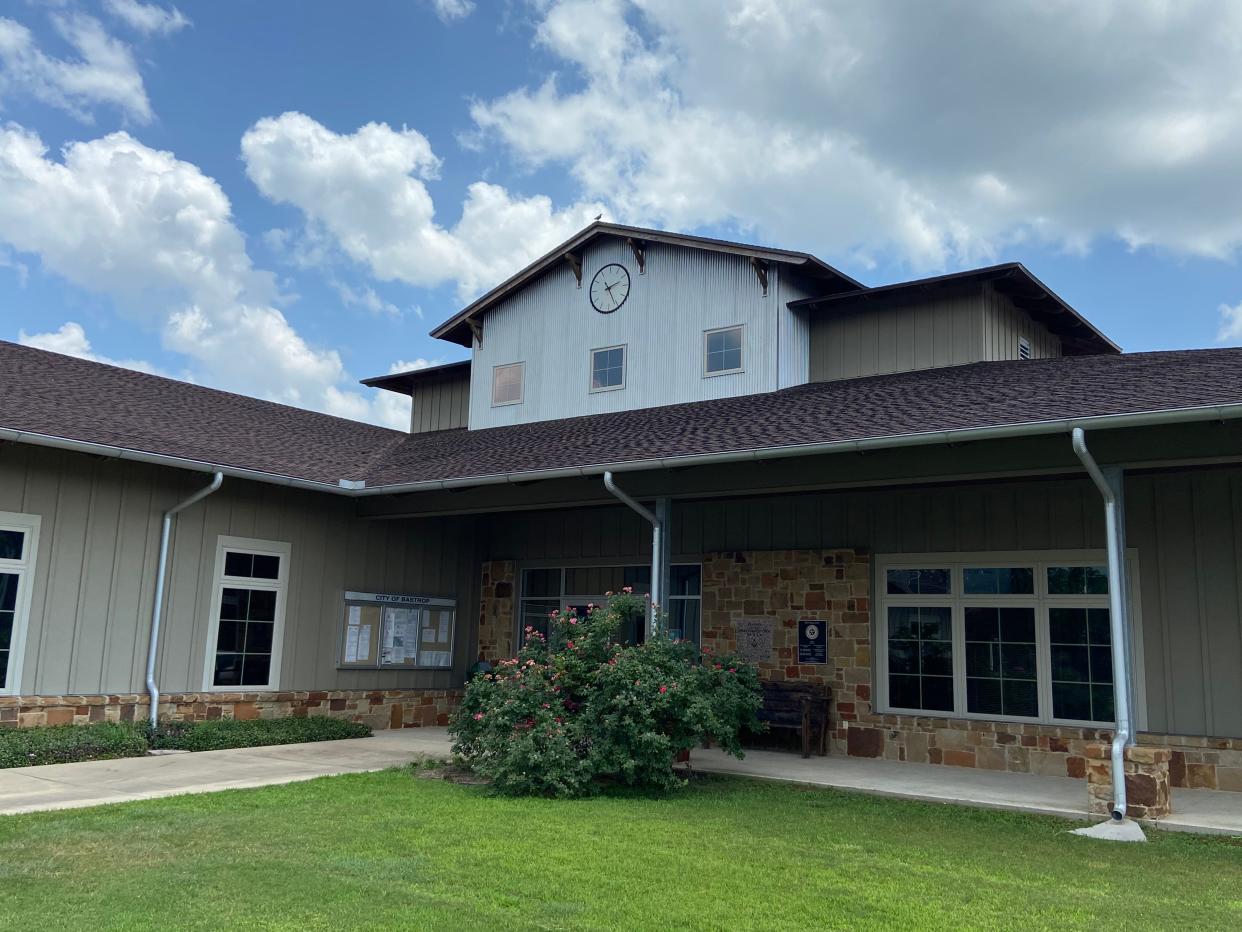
[491,361,525,407]
[703,324,745,377]
[589,344,627,393]
[0,512,41,696]
[202,535,291,691]
[875,550,1146,729]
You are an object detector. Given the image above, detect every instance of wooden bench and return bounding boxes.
[758,681,830,758]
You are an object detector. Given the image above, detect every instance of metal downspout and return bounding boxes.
[146,472,224,727]
[1071,428,1133,821]
[603,472,664,636]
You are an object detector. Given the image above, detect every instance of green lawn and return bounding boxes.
[1,770,1239,931]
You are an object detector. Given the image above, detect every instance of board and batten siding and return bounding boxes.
[468,239,805,429]
[485,467,1242,740]
[0,445,481,695]
[410,367,470,433]
[808,284,1062,382]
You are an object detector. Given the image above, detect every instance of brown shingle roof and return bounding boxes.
[0,340,403,484]
[361,349,1242,486]
[3,340,1242,492]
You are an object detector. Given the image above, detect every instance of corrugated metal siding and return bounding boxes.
[808,289,985,381]
[980,283,1062,360]
[776,269,818,389]
[468,240,782,429]
[0,445,480,694]
[808,284,1063,381]
[484,468,1242,739]
[411,369,470,433]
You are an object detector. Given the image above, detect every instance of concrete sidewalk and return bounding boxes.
[688,746,1242,836]
[0,727,454,816]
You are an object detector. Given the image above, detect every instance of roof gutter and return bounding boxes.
[5,401,1242,499]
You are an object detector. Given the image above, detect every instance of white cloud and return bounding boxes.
[0,13,152,123]
[332,280,402,318]
[241,111,605,301]
[103,0,190,36]
[0,124,404,428]
[1218,301,1242,342]
[18,320,161,374]
[429,0,475,23]
[469,0,1242,271]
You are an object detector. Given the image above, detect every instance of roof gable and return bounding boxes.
[428,221,865,348]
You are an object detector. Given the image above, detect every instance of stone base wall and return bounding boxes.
[1087,744,1172,820]
[1146,734,1242,793]
[478,560,516,664]
[700,547,1242,797]
[0,689,462,731]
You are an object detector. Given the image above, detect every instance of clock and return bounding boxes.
[589,263,631,314]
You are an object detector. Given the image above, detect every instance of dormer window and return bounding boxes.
[590,345,626,392]
[704,325,744,377]
[492,362,524,406]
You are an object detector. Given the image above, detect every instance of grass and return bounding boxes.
[0,771,1239,931]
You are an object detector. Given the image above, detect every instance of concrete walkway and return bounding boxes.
[0,727,453,816]
[688,746,1242,836]
[3,729,1238,835]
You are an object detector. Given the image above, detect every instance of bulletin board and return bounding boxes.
[338,591,456,670]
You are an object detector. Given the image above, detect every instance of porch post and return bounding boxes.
[654,497,671,636]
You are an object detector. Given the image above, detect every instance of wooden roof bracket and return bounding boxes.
[565,251,583,287]
[750,256,769,296]
[467,317,483,348]
[627,237,647,274]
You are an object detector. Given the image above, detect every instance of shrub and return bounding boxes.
[0,722,149,768]
[148,715,371,752]
[450,591,762,797]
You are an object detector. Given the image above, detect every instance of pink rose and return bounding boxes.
[473,712,484,720]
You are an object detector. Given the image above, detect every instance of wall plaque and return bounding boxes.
[798,620,827,664]
[734,618,774,663]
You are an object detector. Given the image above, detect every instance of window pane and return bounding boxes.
[886,568,950,595]
[669,565,701,596]
[668,599,700,643]
[1002,680,1039,717]
[1051,645,1089,682]
[1000,607,1035,643]
[0,530,24,561]
[215,619,246,652]
[1052,682,1090,721]
[0,649,7,689]
[963,567,1033,594]
[918,607,952,640]
[920,640,953,676]
[240,653,272,686]
[219,588,249,621]
[623,565,651,591]
[964,607,998,642]
[921,676,954,712]
[967,677,1002,715]
[247,589,277,622]
[1091,685,1116,722]
[1049,607,1086,643]
[244,621,275,653]
[0,572,17,613]
[887,606,920,639]
[889,674,920,709]
[1048,565,1108,595]
[252,555,280,580]
[224,552,253,578]
[519,599,559,645]
[888,639,918,674]
[1087,608,1111,644]
[213,653,242,686]
[522,568,560,598]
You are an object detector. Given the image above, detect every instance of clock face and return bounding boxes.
[589,263,631,314]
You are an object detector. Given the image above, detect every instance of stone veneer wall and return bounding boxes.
[700,548,1242,796]
[0,689,461,731]
[478,560,517,664]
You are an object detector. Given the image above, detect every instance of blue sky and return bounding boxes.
[2,0,1241,427]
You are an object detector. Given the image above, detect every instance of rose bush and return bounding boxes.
[449,590,762,797]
